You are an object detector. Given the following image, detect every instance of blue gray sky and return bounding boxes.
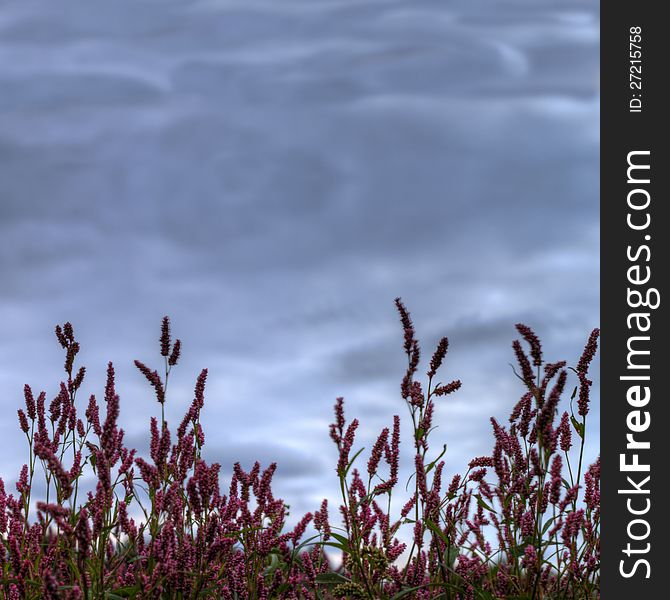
[0,0,598,521]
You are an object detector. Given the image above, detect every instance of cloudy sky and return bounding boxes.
[0,0,598,523]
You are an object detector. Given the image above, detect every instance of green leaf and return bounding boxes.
[475,494,497,514]
[405,472,416,492]
[424,518,451,549]
[315,572,349,586]
[105,588,138,600]
[541,516,556,536]
[294,533,322,552]
[425,444,448,474]
[445,545,459,568]
[321,541,347,552]
[263,551,282,576]
[344,447,365,477]
[391,583,450,599]
[511,538,535,559]
[323,532,351,553]
[391,587,424,599]
[330,532,350,546]
[570,415,584,439]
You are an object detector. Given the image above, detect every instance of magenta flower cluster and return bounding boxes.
[0,302,599,599]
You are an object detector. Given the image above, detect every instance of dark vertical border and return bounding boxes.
[601,2,668,597]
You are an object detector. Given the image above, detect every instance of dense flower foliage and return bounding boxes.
[0,302,599,599]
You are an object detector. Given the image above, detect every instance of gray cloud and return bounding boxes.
[0,0,598,523]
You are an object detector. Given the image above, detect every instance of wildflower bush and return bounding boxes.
[0,300,599,599]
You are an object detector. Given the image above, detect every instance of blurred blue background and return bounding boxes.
[0,0,598,521]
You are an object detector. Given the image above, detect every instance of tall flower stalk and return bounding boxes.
[0,304,599,599]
